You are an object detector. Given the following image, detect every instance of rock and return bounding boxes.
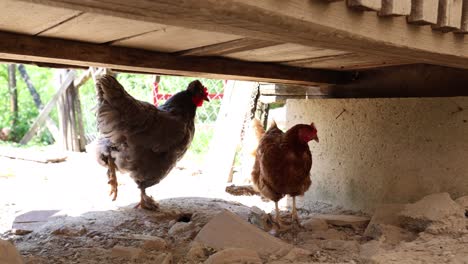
[298,228,346,240]
[168,222,192,236]
[398,193,465,234]
[302,218,328,231]
[281,247,312,262]
[161,253,173,264]
[204,248,262,264]
[364,224,416,245]
[0,239,23,264]
[455,196,468,210]
[142,237,167,251]
[195,210,292,258]
[248,206,273,232]
[187,241,206,260]
[360,240,383,261]
[368,204,406,226]
[321,240,359,252]
[12,229,32,236]
[111,245,142,259]
[51,226,87,237]
[311,214,370,229]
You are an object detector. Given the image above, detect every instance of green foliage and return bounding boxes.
[0,64,54,144]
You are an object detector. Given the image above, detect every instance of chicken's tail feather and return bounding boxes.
[96,75,129,106]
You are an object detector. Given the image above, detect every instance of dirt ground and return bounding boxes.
[1,147,468,263]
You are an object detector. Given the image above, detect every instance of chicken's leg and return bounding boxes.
[107,158,118,201]
[134,188,159,211]
[291,196,301,225]
[272,201,291,231]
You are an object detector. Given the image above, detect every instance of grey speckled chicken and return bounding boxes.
[95,75,209,210]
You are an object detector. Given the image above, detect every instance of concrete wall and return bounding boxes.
[286,97,468,213]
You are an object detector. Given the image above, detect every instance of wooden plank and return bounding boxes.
[20,71,75,145]
[347,0,382,11]
[40,13,165,44]
[408,0,439,25]
[432,0,464,32]
[176,38,279,56]
[225,43,351,62]
[204,81,256,189]
[260,83,324,96]
[16,0,468,70]
[112,26,240,52]
[0,146,67,163]
[0,0,80,35]
[0,31,351,85]
[283,53,410,70]
[459,0,468,32]
[379,0,411,16]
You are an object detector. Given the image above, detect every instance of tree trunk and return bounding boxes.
[18,64,42,107]
[17,64,59,141]
[7,64,18,128]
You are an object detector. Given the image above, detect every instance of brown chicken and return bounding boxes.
[95,75,209,210]
[252,121,318,226]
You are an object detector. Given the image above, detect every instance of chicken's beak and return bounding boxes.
[313,135,319,142]
[204,96,210,102]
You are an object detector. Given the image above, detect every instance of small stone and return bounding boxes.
[0,239,23,264]
[142,237,167,251]
[12,229,32,235]
[204,248,262,264]
[364,223,416,245]
[359,240,383,260]
[168,222,192,236]
[312,214,370,229]
[52,226,87,237]
[162,253,173,264]
[299,228,346,240]
[111,245,142,259]
[187,241,206,260]
[321,240,359,252]
[248,206,273,232]
[302,218,328,231]
[455,196,468,210]
[282,247,312,262]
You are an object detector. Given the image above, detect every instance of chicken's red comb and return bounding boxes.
[203,86,209,96]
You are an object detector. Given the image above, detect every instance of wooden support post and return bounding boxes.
[20,71,75,145]
[408,0,439,25]
[347,0,382,11]
[432,0,464,32]
[379,0,411,16]
[459,0,468,33]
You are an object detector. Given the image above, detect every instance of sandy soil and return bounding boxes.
[1,147,467,263]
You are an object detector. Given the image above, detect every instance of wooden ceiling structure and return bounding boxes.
[0,0,467,96]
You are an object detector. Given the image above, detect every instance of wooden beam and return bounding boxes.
[176,38,279,56]
[16,0,468,70]
[347,0,382,11]
[20,71,75,145]
[408,0,439,25]
[432,0,464,32]
[0,31,349,86]
[379,0,411,16]
[327,64,468,98]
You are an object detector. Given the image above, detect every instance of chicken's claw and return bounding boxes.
[107,158,118,201]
